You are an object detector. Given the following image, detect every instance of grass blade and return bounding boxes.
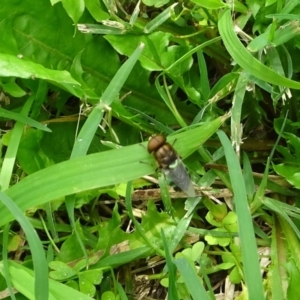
[174,257,209,300]
[0,192,49,300]
[218,9,300,89]
[71,43,145,157]
[217,130,264,300]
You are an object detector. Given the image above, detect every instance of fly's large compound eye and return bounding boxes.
[147,134,166,153]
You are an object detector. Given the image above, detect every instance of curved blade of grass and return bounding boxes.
[264,197,300,239]
[1,116,226,226]
[0,107,51,132]
[218,9,300,89]
[252,111,288,212]
[217,130,264,300]
[174,257,209,300]
[165,36,221,73]
[0,192,48,300]
[2,223,16,300]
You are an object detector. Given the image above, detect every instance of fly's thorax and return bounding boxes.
[154,143,178,169]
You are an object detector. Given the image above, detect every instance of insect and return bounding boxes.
[147,134,195,197]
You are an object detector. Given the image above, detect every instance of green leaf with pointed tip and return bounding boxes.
[273,164,300,188]
[0,53,79,85]
[0,108,51,132]
[0,78,26,97]
[84,0,109,21]
[105,32,192,74]
[61,0,85,24]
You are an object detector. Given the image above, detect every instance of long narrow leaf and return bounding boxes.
[161,230,179,300]
[0,107,51,132]
[0,192,49,300]
[0,96,35,190]
[217,130,264,300]
[71,43,145,157]
[174,257,209,300]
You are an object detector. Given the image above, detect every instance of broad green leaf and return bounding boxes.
[0,53,79,85]
[191,0,227,9]
[49,261,76,280]
[273,164,300,188]
[82,270,103,285]
[61,0,85,24]
[105,32,192,74]
[85,0,109,21]
[79,273,96,297]
[101,291,116,300]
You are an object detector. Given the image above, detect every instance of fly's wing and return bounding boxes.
[164,159,196,197]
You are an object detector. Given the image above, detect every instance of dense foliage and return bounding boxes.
[1,0,300,299]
